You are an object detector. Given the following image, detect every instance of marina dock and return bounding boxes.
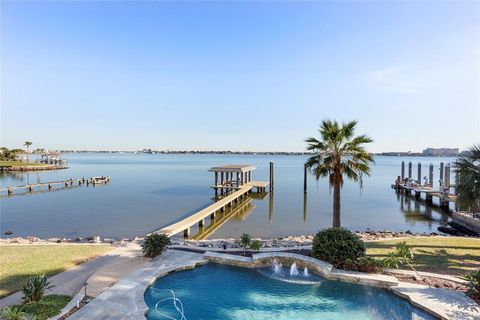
[392,161,457,209]
[1,176,110,196]
[155,164,269,238]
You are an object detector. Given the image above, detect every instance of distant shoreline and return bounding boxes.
[0,161,68,172]
[48,150,460,157]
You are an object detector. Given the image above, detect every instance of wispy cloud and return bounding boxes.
[366,66,428,94]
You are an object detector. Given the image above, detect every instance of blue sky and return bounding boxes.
[1,1,479,152]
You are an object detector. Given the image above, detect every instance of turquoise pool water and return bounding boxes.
[144,264,434,320]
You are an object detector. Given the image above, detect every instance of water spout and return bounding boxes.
[303,267,309,277]
[272,259,283,275]
[290,263,299,276]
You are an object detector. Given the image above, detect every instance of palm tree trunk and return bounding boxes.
[333,183,341,227]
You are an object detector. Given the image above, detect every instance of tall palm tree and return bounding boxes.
[455,144,480,213]
[24,141,32,163]
[305,120,374,227]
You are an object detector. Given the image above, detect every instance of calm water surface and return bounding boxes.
[0,154,456,239]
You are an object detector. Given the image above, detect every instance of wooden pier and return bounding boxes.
[189,196,255,240]
[155,164,269,238]
[1,176,110,196]
[392,161,456,209]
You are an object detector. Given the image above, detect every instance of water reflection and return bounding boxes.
[303,192,307,222]
[269,192,274,222]
[395,190,449,227]
[189,196,256,240]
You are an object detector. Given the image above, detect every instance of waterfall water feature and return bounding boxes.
[303,267,309,277]
[290,263,299,276]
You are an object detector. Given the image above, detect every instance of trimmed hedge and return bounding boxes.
[312,228,366,268]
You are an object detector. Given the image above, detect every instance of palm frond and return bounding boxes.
[455,144,480,212]
[304,119,374,188]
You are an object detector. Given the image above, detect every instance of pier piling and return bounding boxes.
[429,164,434,187]
[269,161,274,192]
[417,162,421,184]
[426,194,433,204]
[401,161,405,180]
[439,162,444,186]
[445,164,451,188]
[408,162,412,179]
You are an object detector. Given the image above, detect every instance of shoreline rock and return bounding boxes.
[0,230,473,247]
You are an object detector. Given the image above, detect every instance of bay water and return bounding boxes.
[0,154,456,239]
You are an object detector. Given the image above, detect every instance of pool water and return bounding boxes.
[144,264,434,320]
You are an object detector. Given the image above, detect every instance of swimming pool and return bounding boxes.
[144,263,434,320]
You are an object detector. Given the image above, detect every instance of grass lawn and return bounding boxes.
[0,244,113,298]
[0,161,47,167]
[366,237,480,277]
[5,294,71,320]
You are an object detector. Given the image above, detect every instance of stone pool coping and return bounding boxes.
[66,249,479,320]
[205,251,398,288]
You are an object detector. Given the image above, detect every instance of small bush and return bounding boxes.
[240,233,251,256]
[250,240,261,251]
[22,275,53,303]
[464,270,480,302]
[312,228,365,268]
[20,295,70,320]
[0,306,29,320]
[383,241,422,279]
[142,233,171,257]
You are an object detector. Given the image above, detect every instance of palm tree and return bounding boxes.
[305,120,374,227]
[24,141,32,163]
[455,144,480,213]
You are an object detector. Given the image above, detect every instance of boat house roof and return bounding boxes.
[208,164,256,173]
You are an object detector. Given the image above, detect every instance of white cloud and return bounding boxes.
[366,65,428,94]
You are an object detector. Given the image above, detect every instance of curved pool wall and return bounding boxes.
[64,250,478,319]
[145,263,435,320]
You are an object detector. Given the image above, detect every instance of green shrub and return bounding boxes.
[464,269,480,301]
[142,233,171,257]
[20,295,70,320]
[22,275,53,303]
[250,240,261,251]
[0,306,29,320]
[240,233,251,256]
[312,228,365,268]
[383,241,422,279]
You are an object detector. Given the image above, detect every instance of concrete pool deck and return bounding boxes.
[66,249,479,320]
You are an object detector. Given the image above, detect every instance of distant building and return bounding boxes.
[422,148,459,156]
